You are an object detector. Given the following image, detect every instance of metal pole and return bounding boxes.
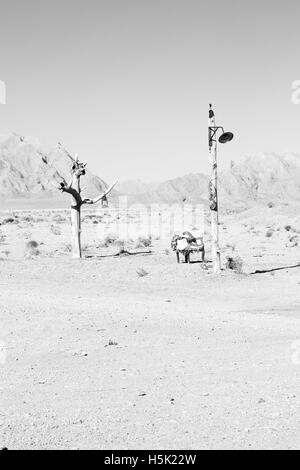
[208,104,221,273]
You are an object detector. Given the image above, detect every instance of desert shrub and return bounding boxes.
[136,268,149,278]
[81,243,91,252]
[82,215,93,223]
[116,241,127,255]
[287,235,298,248]
[1,250,10,258]
[284,225,293,232]
[52,214,66,224]
[24,240,40,258]
[84,215,103,225]
[134,235,152,249]
[1,217,18,225]
[100,232,119,247]
[50,225,62,236]
[266,229,274,238]
[21,215,34,223]
[267,202,274,208]
[62,243,72,253]
[114,238,125,248]
[225,255,243,274]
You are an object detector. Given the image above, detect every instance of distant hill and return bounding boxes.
[0,133,119,205]
[121,153,300,209]
[122,173,209,205]
[1,135,299,211]
[219,153,300,208]
[118,179,160,195]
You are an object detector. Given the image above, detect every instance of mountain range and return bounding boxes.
[0,133,300,210]
[0,133,117,204]
[120,152,300,209]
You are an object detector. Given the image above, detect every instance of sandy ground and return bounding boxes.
[0,205,300,450]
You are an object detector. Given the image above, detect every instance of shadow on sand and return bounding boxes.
[252,263,300,274]
[85,250,153,259]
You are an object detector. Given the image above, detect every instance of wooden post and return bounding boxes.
[70,172,82,258]
[208,105,221,273]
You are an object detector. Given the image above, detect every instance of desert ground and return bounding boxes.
[0,203,300,450]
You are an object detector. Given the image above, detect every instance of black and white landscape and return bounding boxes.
[0,0,300,452]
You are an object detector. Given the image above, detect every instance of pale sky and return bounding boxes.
[0,0,299,183]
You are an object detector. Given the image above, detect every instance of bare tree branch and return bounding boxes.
[82,179,118,205]
[58,143,76,164]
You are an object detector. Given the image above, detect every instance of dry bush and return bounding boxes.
[134,235,152,249]
[1,217,18,225]
[82,215,103,224]
[20,215,34,223]
[62,243,72,253]
[1,250,10,258]
[225,255,244,274]
[114,239,126,253]
[266,229,274,238]
[52,213,66,224]
[82,215,93,223]
[136,268,149,278]
[287,235,298,248]
[100,232,119,247]
[98,235,130,254]
[24,240,40,258]
[50,225,62,236]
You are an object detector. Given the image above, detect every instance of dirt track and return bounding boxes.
[1,253,300,450]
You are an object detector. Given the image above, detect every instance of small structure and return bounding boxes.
[171,231,205,264]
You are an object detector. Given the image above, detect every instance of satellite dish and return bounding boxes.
[219,132,234,144]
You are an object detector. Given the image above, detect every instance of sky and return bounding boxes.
[0,0,300,183]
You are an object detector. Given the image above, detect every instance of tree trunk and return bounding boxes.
[70,175,82,259]
[56,153,117,260]
[71,204,81,258]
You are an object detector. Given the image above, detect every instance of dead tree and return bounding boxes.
[55,149,118,259]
